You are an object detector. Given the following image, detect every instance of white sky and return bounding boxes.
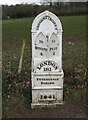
[0,0,87,5]
[0,0,40,5]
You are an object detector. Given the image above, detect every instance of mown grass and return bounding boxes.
[2,16,86,73]
[2,15,86,116]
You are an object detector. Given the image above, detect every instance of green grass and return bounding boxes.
[60,15,86,37]
[2,15,86,72]
[2,15,86,115]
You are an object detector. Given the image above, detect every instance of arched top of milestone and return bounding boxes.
[31,10,62,33]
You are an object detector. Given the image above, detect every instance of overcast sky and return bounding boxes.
[0,0,87,5]
[0,0,40,5]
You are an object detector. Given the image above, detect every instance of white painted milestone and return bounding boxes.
[31,10,64,108]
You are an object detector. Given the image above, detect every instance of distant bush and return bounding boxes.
[2,2,86,19]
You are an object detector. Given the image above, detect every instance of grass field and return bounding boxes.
[2,15,86,118]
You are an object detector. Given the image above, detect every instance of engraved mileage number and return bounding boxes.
[44,67,51,71]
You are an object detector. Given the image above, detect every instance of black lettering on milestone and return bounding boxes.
[48,61,53,67]
[48,61,51,66]
[37,62,45,70]
[37,63,44,70]
[40,63,44,68]
[51,62,55,67]
[39,40,43,43]
[35,46,37,49]
[55,66,58,70]
[43,61,48,66]
[37,66,41,70]
[37,61,58,70]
